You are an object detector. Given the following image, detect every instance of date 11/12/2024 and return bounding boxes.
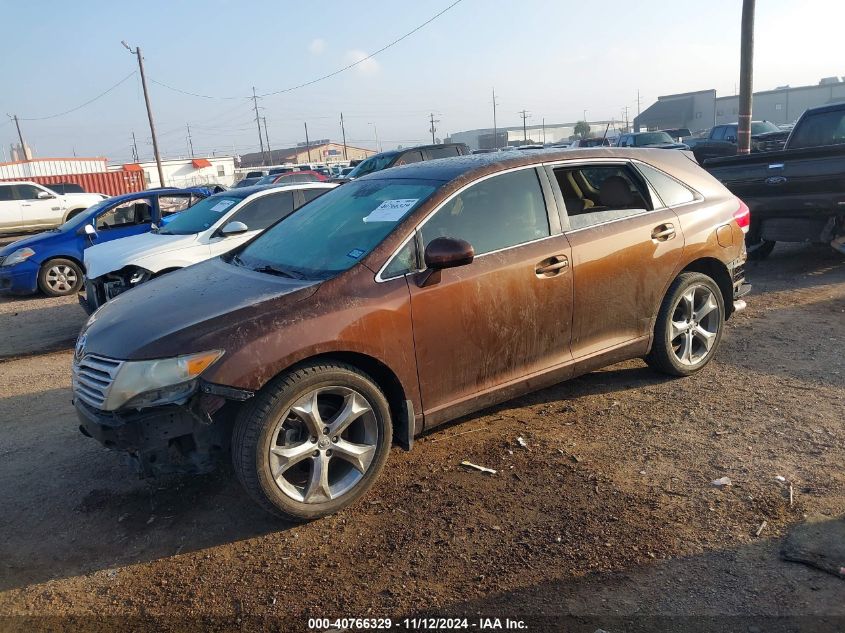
[307,617,528,630]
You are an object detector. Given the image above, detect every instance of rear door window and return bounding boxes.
[553,163,652,230]
[420,168,550,255]
[427,146,460,159]
[157,195,192,217]
[230,191,295,231]
[394,151,424,166]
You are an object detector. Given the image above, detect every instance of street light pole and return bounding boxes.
[340,112,348,160]
[492,88,498,149]
[737,0,756,154]
[123,42,165,187]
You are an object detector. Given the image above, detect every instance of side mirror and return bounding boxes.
[83,224,97,237]
[37,191,54,200]
[417,237,474,287]
[220,221,248,236]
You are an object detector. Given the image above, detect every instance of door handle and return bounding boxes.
[535,255,569,276]
[651,223,676,241]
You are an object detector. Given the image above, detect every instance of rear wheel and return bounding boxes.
[232,362,392,521]
[38,258,83,297]
[645,272,725,377]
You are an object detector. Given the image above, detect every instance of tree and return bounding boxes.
[574,120,591,139]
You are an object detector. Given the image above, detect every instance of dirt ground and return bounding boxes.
[0,243,843,632]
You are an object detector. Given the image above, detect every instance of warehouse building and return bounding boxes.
[634,77,845,133]
[448,121,621,150]
[238,141,374,168]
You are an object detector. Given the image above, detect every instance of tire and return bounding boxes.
[38,258,83,297]
[745,232,775,260]
[645,272,725,377]
[64,209,84,222]
[232,361,393,521]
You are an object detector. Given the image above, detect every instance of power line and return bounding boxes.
[147,0,464,101]
[18,72,137,121]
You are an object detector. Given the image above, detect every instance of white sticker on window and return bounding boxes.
[211,200,235,212]
[362,199,419,223]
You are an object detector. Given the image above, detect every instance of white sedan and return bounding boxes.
[83,183,335,312]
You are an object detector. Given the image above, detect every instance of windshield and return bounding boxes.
[59,198,112,231]
[232,178,439,280]
[634,132,674,146]
[346,154,396,179]
[255,175,277,185]
[159,195,241,235]
[751,121,780,135]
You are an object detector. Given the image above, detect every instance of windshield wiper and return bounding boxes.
[252,265,305,279]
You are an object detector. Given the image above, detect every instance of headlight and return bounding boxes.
[103,350,224,411]
[2,247,35,267]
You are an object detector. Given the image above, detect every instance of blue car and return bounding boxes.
[0,187,210,297]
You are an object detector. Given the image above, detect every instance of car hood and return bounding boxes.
[85,231,197,278]
[0,229,64,256]
[81,257,320,360]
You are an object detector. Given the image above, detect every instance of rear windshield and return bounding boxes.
[634,132,674,146]
[751,121,780,135]
[789,110,845,149]
[232,179,439,280]
[347,154,396,178]
[159,195,242,235]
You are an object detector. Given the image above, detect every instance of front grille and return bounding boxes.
[72,354,123,410]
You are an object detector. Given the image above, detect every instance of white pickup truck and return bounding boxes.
[0,181,106,234]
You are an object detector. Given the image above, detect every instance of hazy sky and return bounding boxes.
[1,0,842,163]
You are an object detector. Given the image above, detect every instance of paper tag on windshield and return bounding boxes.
[362,199,418,223]
[211,200,235,213]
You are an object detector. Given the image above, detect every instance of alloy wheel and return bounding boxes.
[670,284,721,366]
[268,386,378,504]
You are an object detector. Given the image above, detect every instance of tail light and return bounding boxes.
[733,198,750,233]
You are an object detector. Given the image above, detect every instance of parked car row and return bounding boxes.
[68,147,750,521]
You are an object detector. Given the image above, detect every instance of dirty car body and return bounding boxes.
[74,148,749,519]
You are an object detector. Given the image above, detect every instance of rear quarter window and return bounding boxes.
[636,164,696,207]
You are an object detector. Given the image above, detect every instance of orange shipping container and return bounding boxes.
[0,171,145,196]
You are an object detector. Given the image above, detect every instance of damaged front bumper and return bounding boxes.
[74,389,238,477]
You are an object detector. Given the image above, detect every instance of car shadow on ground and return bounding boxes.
[0,387,292,591]
[398,524,845,632]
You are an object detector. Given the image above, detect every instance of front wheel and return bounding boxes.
[645,272,725,377]
[38,258,83,297]
[232,362,392,521]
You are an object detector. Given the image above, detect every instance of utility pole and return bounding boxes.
[131,131,139,162]
[340,112,348,160]
[737,0,755,154]
[262,116,272,163]
[304,122,312,162]
[251,86,266,165]
[492,88,499,149]
[122,42,165,187]
[9,115,26,156]
[429,112,440,144]
[369,123,381,152]
[519,110,530,142]
[622,106,630,132]
[186,123,195,158]
[542,117,546,144]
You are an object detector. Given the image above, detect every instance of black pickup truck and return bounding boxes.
[690,121,789,163]
[705,102,845,259]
